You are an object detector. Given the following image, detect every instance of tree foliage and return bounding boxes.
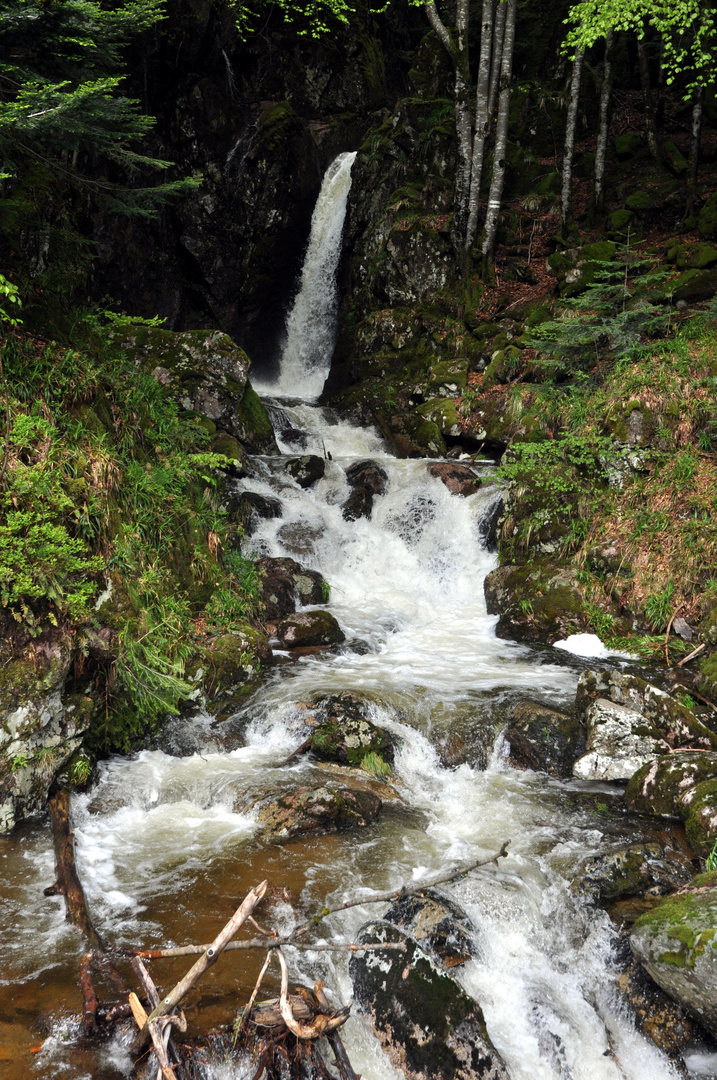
[565,0,717,95]
[0,0,198,215]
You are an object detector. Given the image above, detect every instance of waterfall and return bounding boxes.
[266,151,357,400]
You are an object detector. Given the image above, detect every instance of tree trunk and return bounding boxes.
[560,43,585,229]
[685,86,704,221]
[465,0,495,252]
[637,35,661,165]
[481,0,517,273]
[593,29,614,215]
[487,0,507,123]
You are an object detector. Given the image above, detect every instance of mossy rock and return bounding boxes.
[378,411,446,459]
[483,560,585,645]
[691,244,717,270]
[349,920,509,1080]
[630,879,717,1034]
[311,713,394,768]
[697,651,717,699]
[626,753,717,820]
[570,842,691,902]
[662,141,688,176]
[582,240,616,262]
[698,192,717,241]
[609,209,635,234]
[482,346,522,388]
[615,132,644,160]
[427,359,468,395]
[275,610,345,648]
[205,629,272,696]
[625,190,655,213]
[671,268,717,303]
[416,397,461,436]
[681,779,717,857]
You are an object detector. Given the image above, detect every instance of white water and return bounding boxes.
[255,152,357,400]
[0,159,700,1080]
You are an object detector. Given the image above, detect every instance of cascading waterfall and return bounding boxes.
[258,151,357,400]
[0,154,705,1080]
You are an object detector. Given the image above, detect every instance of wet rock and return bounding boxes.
[617,954,695,1056]
[0,632,92,833]
[286,454,325,488]
[570,842,692,902]
[238,491,283,526]
[276,520,325,556]
[630,872,717,1036]
[379,411,447,459]
[572,670,717,780]
[625,753,717,820]
[256,784,381,841]
[275,610,345,649]
[256,556,328,620]
[116,327,277,453]
[205,630,272,698]
[345,459,388,495]
[503,700,583,778]
[484,560,584,645]
[427,461,481,497]
[308,695,395,773]
[384,890,476,968]
[477,491,503,553]
[349,920,509,1080]
[681,779,717,857]
[341,486,373,521]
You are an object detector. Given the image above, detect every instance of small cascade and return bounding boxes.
[221,48,239,103]
[257,152,357,400]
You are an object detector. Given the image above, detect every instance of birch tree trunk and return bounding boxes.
[425,0,472,257]
[481,0,517,274]
[685,87,704,221]
[560,44,585,229]
[593,29,614,215]
[637,35,661,165]
[465,0,495,252]
[487,0,507,123]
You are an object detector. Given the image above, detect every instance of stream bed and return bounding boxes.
[0,399,697,1080]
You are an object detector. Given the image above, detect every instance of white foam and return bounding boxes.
[553,632,636,659]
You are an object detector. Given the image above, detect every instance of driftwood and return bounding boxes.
[130,938,407,959]
[47,788,126,1033]
[313,981,358,1080]
[133,880,268,1054]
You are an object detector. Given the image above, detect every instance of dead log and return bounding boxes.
[47,788,126,1032]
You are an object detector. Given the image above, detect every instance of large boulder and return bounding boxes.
[384,890,476,968]
[484,560,584,644]
[0,633,92,833]
[341,486,373,521]
[204,629,273,699]
[625,753,717,820]
[681,779,717,857]
[286,455,325,488]
[311,711,395,769]
[503,700,582,777]
[275,610,345,648]
[630,873,717,1036]
[116,327,277,453]
[349,917,509,1080]
[572,670,717,782]
[256,784,381,841]
[617,954,695,1056]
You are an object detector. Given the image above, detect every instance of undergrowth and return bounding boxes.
[0,322,261,752]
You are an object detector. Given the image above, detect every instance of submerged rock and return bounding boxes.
[350,919,508,1080]
[630,872,717,1036]
[503,700,582,777]
[256,784,381,841]
[341,486,373,521]
[275,610,345,648]
[345,459,388,495]
[617,954,695,1056]
[286,454,325,488]
[276,520,325,556]
[427,461,481,497]
[625,752,717,820]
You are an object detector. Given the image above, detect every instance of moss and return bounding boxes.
[614,132,644,159]
[683,779,717,857]
[698,192,717,240]
[582,241,616,262]
[610,209,635,232]
[235,381,275,451]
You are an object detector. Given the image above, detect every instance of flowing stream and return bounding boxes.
[0,155,701,1080]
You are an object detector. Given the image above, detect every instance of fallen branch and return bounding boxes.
[676,642,706,668]
[277,950,349,1039]
[292,840,511,938]
[128,938,407,960]
[133,880,268,1054]
[313,981,358,1080]
[234,950,273,1041]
